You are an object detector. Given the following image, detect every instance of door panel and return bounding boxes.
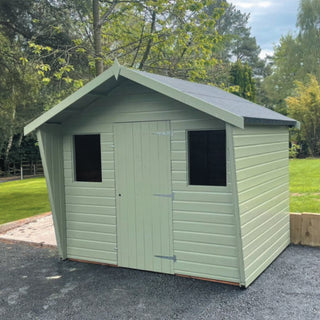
[114,121,173,274]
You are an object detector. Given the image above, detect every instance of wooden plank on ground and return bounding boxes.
[301,213,320,247]
[290,212,302,245]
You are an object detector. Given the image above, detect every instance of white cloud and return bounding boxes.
[232,1,273,9]
[259,49,274,59]
[259,1,273,8]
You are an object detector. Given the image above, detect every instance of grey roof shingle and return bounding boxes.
[135,70,297,127]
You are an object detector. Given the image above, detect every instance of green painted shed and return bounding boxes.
[25,61,299,287]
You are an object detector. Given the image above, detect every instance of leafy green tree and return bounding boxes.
[0,31,43,172]
[0,0,226,173]
[0,0,90,98]
[262,34,301,113]
[207,0,261,66]
[297,0,320,77]
[95,0,224,81]
[262,0,320,113]
[34,0,225,81]
[229,60,256,102]
[204,0,267,97]
[0,0,273,171]
[286,75,320,157]
[9,0,225,82]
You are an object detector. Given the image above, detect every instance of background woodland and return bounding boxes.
[0,0,319,174]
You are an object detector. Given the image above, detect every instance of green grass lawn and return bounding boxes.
[290,158,320,213]
[0,158,319,225]
[0,177,51,224]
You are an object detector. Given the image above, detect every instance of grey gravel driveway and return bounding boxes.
[0,242,319,320]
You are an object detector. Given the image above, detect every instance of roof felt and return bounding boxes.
[24,61,298,135]
[133,70,298,127]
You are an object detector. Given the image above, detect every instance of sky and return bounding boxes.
[231,0,300,58]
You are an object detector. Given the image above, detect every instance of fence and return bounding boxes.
[290,212,320,247]
[2,160,44,179]
[20,160,44,178]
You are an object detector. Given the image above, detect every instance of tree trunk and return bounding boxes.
[131,23,146,67]
[4,134,13,175]
[93,0,104,75]
[17,132,23,164]
[17,133,23,148]
[4,84,17,175]
[139,11,156,70]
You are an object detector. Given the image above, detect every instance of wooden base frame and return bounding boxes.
[175,273,241,287]
[68,258,242,287]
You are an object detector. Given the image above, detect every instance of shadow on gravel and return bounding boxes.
[0,243,319,320]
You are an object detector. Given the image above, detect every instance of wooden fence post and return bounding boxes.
[20,163,24,180]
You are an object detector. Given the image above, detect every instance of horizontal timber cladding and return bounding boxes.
[61,79,240,283]
[233,126,290,287]
[63,134,117,265]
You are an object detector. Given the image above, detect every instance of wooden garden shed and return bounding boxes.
[25,61,298,287]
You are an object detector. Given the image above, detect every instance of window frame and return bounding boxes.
[186,129,227,188]
[73,133,102,183]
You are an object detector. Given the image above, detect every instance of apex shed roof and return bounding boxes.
[24,60,298,135]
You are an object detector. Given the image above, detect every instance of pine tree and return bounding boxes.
[229,60,256,102]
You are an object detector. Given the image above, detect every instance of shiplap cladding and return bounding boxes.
[171,124,239,283]
[233,126,290,286]
[61,79,240,283]
[37,125,66,258]
[63,131,117,264]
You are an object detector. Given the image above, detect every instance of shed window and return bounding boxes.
[74,135,102,182]
[188,130,226,186]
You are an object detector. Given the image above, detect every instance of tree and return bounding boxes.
[0,0,87,172]
[0,0,91,96]
[203,0,267,96]
[262,34,301,113]
[96,0,224,81]
[297,0,320,77]
[262,0,320,113]
[1,0,272,172]
[0,0,226,173]
[14,0,225,82]
[0,31,43,172]
[229,60,256,102]
[207,0,262,66]
[286,75,320,156]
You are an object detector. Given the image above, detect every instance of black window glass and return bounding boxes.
[74,135,102,182]
[188,130,226,186]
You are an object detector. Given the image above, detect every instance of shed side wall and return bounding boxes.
[62,80,240,283]
[233,126,290,286]
[37,126,66,258]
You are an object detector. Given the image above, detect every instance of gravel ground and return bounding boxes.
[0,242,319,320]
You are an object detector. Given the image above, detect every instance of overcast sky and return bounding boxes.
[231,0,300,58]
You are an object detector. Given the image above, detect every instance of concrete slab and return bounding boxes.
[0,213,56,247]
